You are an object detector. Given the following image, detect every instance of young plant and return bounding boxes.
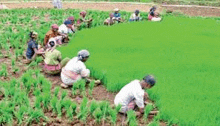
[115,104,121,113]
[26,108,47,125]
[72,81,79,96]
[56,101,62,118]
[90,100,98,115]
[0,64,8,77]
[108,108,117,125]
[61,90,67,100]
[51,96,58,114]
[89,80,95,96]
[14,105,28,124]
[126,110,138,126]
[54,87,60,97]
[34,96,42,109]
[42,93,51,111]
[71,102,77,116]
[77,97,88,122]
[143,103,154,120]
[93,107,103,123]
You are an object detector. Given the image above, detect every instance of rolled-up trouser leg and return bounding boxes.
[119,101,136,113]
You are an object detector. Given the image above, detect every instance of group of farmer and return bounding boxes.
[24,8,158,116]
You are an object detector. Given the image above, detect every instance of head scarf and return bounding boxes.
[68,16,75,21]
[143,75,156,86]
[47,38,57,52]
[78,50,90,61]
[51,24,59,29]
[80,11,87,16]
[135,9,140,14]
[110,13,114,18]
[64,20,72,27]
[114,8,119,12]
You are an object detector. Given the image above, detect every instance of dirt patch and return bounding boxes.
[2,2,220,17]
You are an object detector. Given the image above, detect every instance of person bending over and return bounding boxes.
[148,6,162,22]
[129,9,142,22]
[25,31,44,64]
[60,50,91,88]
[114,75,156,116]
[104,13,115,26]
[44,40,69,75]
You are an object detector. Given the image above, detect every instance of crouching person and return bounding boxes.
[60,50,90,88]
[104,13,115,26]
[129,10,142,22]
[114,75,156,115]
[25,31,44,64]
[148,6,162,22]
[44,40,69,75]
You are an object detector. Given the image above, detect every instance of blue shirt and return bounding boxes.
[26,39,38,59]
[114,13,121,18]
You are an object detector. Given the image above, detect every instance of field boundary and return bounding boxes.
[162,4,220,9]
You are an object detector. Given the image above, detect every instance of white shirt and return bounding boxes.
[114,80,145,108]
[130,13,140,20]
[58,24,73,34]
[64,57,90,77]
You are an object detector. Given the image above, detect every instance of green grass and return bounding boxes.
[59,15,220,125]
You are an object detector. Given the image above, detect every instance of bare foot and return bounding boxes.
[61,83,69,89]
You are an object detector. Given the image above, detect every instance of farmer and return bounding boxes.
[44,39,69,75]
[76,11,93,30]
[59,20,75,34]
[65,16,76,31]
[25,31,45,64]
[44,24,61,46]
[60,50,91,88]
[104,13,115,26]
[53,0,62,9]
[129,9,142,22]
[148,6,162,22]
[113,8,122,23]
[114,75,156,115]
[0,4,9,9]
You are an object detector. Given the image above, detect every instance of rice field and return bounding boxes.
[59,15,220,125]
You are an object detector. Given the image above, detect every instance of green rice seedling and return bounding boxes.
[77,97,88,122]
[115,104,122,113]
[42,93,51,111]
[0,102,13,125]
[72,81,79,96]
[148,120,160,126]
[34,96,42,109]
[56,101,62,117]
[143,104,154,120]
[34,88,41,97]
[61,90,68,100]
[51,96,58,114]
[0,64,8,77]
[14,105,28,124]
[62,99,72,112]
[67,106,73,119]
[108,108,117,125]
[26,108,47,125]
[93,107,103,123]
[54,87,60,97]
[126,110,137,126]
[70,102,77,114]
[34,69,41,78]
[89,80,95,96]
[89,100,98,115]
[35,56,43,64]
[99,101,110,121]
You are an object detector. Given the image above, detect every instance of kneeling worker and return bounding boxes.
[114,75,156,115]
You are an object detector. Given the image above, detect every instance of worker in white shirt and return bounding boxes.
[129,9,142,22]
[114,75,156,115]
[59,20,75,34]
